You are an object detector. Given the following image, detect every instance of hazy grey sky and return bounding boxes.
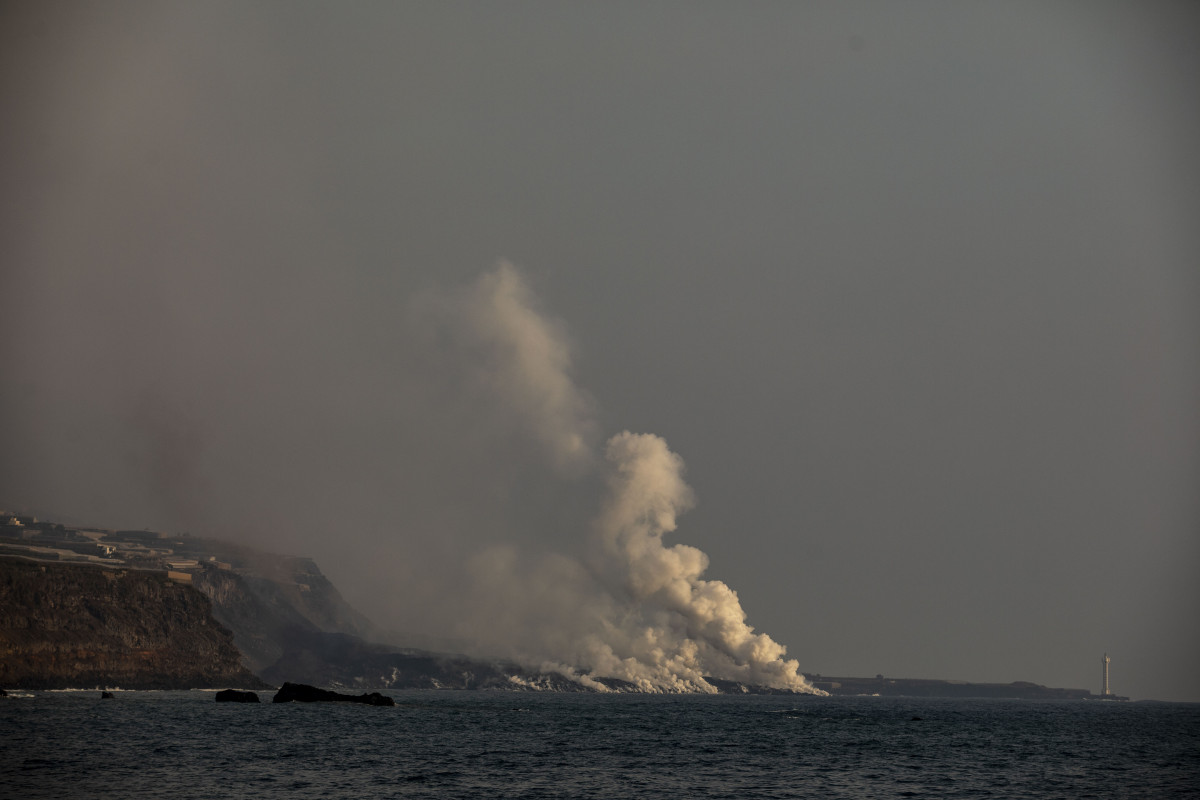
[2,2,1197,700]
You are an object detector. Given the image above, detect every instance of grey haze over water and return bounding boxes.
[1,3,1197,700]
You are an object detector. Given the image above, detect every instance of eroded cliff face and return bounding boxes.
[188,556,374,675]
[0,558,264,689]
[189,567,312,675]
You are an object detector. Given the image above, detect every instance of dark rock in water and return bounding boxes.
[215,689,260,703]
[101,691,114,699]
[1,688,7,696]
[272,682,394,706]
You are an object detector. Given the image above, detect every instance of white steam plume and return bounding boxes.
[423,263,821,694]
[584,431,818,692]
[415,260,597,473]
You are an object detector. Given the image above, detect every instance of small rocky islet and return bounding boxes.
[213,684,394,706]
[270,682,395,706]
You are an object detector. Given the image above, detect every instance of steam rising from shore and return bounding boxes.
[426,263,819,693]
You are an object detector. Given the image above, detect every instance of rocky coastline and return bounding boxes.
[0,516,1115,699]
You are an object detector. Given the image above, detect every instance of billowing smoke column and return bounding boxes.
[422,262,820,694]
[586,432,817,692]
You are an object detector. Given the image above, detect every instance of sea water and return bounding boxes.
[2,690,1197,798]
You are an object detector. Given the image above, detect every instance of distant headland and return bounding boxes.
[807,675,1123,701]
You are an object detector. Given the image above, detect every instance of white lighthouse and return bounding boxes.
[1102,653,1111,697]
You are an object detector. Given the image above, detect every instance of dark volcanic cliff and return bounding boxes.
[189,555,374,675]
[0,558,264,689]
